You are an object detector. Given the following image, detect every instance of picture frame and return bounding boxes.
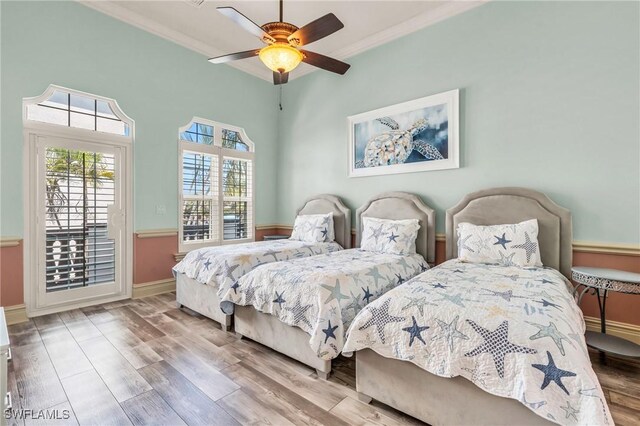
[347,89,459,178]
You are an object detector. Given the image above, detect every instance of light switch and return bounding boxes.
[156,205,166,215]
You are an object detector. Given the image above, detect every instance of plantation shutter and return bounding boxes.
[44,148,116,291]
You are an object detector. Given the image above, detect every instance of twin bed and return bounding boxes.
[173,194,351,330]
[343,188,611,425]
[173,188,612,425]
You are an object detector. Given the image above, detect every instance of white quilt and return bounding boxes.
[172,239,342,298]
[220,249,428,360]
[343,260,613,425]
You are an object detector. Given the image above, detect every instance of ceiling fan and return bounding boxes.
[209,0,350,85]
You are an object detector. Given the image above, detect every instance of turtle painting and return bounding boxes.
[354,116,444,168]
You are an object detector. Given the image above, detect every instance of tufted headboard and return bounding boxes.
[446,187,573,279]
[356,192,436,264]
[296,194,352,249]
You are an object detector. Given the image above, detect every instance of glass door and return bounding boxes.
[36,136,126,308]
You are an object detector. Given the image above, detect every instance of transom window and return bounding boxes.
[178,118,255,252]
[25,88,130,136]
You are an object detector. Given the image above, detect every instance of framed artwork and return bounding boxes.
[348,89,459,177]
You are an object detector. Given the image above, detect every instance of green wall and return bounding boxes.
[276,1,640,243]
[1,1,639,244]
[0,1,279,236]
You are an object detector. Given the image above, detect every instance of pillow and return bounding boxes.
[361,217,420,255]
[456,219,542,267]
[290,213,334,243]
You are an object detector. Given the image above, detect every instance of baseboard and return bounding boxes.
[4,304,28,325]
[132,278,176,299]
[584,316,640,344]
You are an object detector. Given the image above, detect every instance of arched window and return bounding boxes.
[178,117,255,252]
[25,86,131,136]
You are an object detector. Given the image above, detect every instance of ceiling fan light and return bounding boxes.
[259,44,304,73]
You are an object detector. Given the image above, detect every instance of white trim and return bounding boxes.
[178,117,255,253]
[23,85,134,317]
[78,0,486,83]
[348,89,459,178]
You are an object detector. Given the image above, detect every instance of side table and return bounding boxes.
[572,266,640,358]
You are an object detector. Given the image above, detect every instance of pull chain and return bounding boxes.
[279,86,283,111]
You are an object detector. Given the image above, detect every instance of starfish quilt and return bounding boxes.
[342,260,613,425]
[220,249,428,360]
[172,239,343,309]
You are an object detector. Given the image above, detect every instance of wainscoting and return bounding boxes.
[2,228,639,340]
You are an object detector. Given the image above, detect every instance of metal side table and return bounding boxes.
[572,266,640,358]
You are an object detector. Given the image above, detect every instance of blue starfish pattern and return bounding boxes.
[536,299,562,310]
[458,234,475,253]
[388,232,399,243]
[366,267,384,287]
[322,320,339,343]
[203,259,212,270]
[493,233,512,250]
[527,321,568,356]
[369,224,384,243]
[402,316,429,347]
[358,298,405,343]
[284,296,313,329]
[396,273,405,285]
[512,232,538,263]
[321,228,328,239]
[194,251,207,262]
[465,320,537,378]
[230,282,240,294]
[531,351,576,395]
[362,287,373,304]
[273,291,286,309]
[320,280,350,304]
[432,283,447,289]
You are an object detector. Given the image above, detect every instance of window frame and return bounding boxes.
[178,117,255,253]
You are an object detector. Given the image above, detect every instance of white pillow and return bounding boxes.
[290,213,334,243]
[457,219,543,267]
[361,217,420,255]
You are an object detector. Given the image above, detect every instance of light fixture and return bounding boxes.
[258,43,304,74]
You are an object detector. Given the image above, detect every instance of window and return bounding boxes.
[179,118,255,252]
[25,88,130,136]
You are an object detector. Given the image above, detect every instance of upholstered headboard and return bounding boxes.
[446,187,573,279]
[356,192,436,264]
[296,194,352,249]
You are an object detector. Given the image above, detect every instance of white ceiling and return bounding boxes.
[81,0,485,82]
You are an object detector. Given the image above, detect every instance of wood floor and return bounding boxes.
[6,293,640,426]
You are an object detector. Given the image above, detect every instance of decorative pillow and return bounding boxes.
[360,217,420,255]
[456,219,543,267]
[290,213,334,243]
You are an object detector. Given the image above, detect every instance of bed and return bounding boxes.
[343,187,613,425]
[222,192,436,379]
[173,194,351,330]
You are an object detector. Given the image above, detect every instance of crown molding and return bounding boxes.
[78,0,486,83]
[291,1,488,81]
[77,0,271,81]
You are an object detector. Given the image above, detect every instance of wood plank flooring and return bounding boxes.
[6,293,640,425]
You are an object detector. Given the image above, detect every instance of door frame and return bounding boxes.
[23,85,134,317]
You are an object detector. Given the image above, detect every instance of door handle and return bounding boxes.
[106,204,122,240]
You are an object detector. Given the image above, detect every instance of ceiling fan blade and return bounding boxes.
[273,71,289,85]
[288,13,344,46]
[300,50,350,75]
[208,49,261,64]
[217,7,275,44]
